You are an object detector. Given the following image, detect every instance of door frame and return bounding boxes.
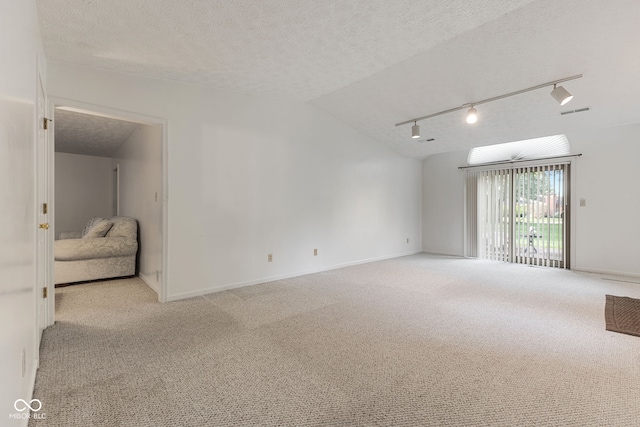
[112,164,120,217]
[47,96,169,303]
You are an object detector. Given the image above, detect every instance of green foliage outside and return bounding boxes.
[514,218,564,250]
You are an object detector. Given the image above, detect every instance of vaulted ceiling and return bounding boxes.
[37,0,640,159]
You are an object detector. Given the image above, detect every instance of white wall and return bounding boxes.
[54,152,113,236]
[421,123,640,277]
[422,151,467,256]
[0,0,43,422]
[113,124,163,291]
[47,62,423,300]
[568,124,640,276]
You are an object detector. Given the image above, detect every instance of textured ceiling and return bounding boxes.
[54,109,140,157]
[37,0,640,159]
[311,0,640,158]
[37,0,534,101]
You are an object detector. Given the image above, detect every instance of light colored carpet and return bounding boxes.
[30,254,640,426]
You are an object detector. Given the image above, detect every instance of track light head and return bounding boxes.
[466,107,478,124]
[411,122,420,139]
[550,84,573,106]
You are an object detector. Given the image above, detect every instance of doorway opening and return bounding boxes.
[49,100,167,312]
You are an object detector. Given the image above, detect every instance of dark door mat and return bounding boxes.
[605,295,640,337]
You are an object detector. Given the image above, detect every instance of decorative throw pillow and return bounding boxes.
[81,217,105,237]
[82,220,113,239]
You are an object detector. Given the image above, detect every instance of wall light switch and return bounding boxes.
[580,198,586,207]
[314,249,318,256]
[268,254,273,262]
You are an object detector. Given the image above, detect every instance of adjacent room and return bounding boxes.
[53,108,163,293]
[2,1,640,426]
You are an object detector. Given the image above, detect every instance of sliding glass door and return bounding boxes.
[467,163,569,268]
[512,164,568,267]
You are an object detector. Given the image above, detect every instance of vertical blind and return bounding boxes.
[465,173,478,258]
[478,169,511,262]
[466,163,569,268]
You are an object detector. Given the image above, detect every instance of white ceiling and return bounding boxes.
[37,0,640,159]
[54,109,140,157]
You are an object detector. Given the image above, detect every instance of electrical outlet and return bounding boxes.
[268,254,273,262]
[406,238,409,244]
[580,198,586,207]
[314,249,318,256]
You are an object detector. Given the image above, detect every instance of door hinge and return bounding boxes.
[42,203,48,214]
[43,117,51,130]
[43,287,48,298]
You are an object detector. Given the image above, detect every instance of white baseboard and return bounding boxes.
[166,250,423,302]
[139,272,160,297]
[16,359,40,427]
[572,266,640,281]
[421,250,465,258]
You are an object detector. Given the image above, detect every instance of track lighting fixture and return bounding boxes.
[550,84,573,106]
[397,74,582,138]
[466,106,478,124]
[411,121,420,139]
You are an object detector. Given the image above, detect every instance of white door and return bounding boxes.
[35,71,54,342]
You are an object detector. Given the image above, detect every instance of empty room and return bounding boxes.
[2,1,640,426]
